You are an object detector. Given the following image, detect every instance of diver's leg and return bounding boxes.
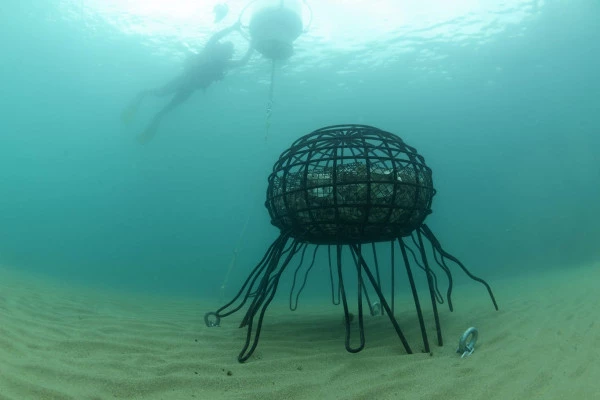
[121,75,186,124]
[152,75,187,97]
[121,89,154,124]
[136,88,195,144]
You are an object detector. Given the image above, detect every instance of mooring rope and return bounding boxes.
[219,214,251,302]
[265,59,276,140]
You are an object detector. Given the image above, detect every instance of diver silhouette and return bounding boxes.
[122,22,253,144]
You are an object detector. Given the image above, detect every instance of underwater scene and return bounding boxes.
[1,0,599,398]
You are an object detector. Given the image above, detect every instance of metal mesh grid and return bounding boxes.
[265,125,436,244]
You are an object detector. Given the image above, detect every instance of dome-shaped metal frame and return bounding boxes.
[266,125,436,244]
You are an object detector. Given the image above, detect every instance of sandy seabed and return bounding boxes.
[0,263,599,400]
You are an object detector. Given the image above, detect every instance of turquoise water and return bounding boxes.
[1,0,598,301]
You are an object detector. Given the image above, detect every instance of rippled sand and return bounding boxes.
[0,263,598,400]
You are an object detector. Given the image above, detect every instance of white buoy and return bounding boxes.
[248,0,304,60]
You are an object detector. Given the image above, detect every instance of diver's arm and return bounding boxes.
[205,22,240,48]
[228,45,254,69]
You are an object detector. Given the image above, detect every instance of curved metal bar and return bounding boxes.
[215,232,290,318]
[421,224,499,311]
[415,229,443,346]
[327,245,341,305]
[337,245,365,353]
[289,244,319,310]
[350,244,412,354]
[237,239,302,362]
[398,238,430,353]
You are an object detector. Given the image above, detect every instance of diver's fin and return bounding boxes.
[136,129,154,145]
[136,121,159,145]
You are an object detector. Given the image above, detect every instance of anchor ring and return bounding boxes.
[204,312,221,327]
[370,301,381,316]
[457,327,478,357]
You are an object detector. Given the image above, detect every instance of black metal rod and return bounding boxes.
[421,224,499,311]
[398,238,430,353]
[327,245,341,305]
[350,244,413,354]
[216,233,289,318]
[337,245,365,353]
[390,240,395,314]
[416,229,443,346]
[238,239,301,362]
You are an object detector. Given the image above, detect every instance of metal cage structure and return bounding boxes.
[206,124,498,363]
